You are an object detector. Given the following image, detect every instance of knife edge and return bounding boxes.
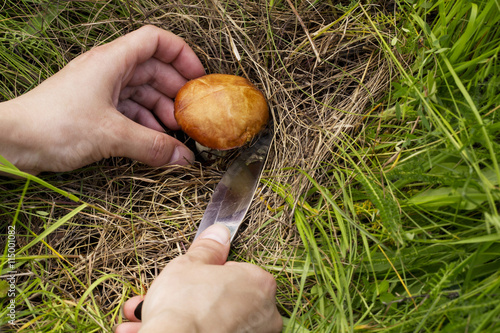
[194,131,272,242]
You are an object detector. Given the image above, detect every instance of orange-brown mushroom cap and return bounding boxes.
[174,74,269,150]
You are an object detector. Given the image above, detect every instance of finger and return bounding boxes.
[117,99,165,132]
[223,260,242,266]
[108,25,205,81]
[122,296,144,322]
[124,58,188,99]
[270,311,284,333]
[119,85,179,130]
[110,115,194,166]
[113,322,142,333]
[184,224,231,265]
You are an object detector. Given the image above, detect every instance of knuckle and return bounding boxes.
[188,244,226,264]
[249,268,277,295]
[272,313,283,332]
[97,113,126,158]
[131,86,146,100]
[138,24,157,34]
[262,272,277,293]
[170,254,192,266]
[148,134,169,166]
[168,254,201,272]
[243,264,277,294]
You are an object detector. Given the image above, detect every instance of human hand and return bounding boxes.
[115,224,283,333]
[0,25,205,174]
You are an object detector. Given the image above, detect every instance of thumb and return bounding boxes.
[112,118,194,167]
[185,224,231,265]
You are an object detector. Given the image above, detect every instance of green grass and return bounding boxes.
[1,0,500,332]
[268,0,500,331]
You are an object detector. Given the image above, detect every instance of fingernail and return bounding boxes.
[134,300,143,320]
[200,224,230,245]
[169,145,194,165]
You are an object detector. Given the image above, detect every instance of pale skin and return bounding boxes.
[0,25,282,332]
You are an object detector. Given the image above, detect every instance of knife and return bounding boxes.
[194,128,273,242]
[133,129,272,321]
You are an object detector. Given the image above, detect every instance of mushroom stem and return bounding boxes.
[196,141,228,161]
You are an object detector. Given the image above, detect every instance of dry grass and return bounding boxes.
[1,0,404,330]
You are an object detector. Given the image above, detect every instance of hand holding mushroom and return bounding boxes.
[0,26,281,333]
[0,25,203,174]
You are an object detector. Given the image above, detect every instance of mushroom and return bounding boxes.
[174,74,269,155]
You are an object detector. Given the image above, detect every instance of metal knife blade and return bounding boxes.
[194,130,272,242]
